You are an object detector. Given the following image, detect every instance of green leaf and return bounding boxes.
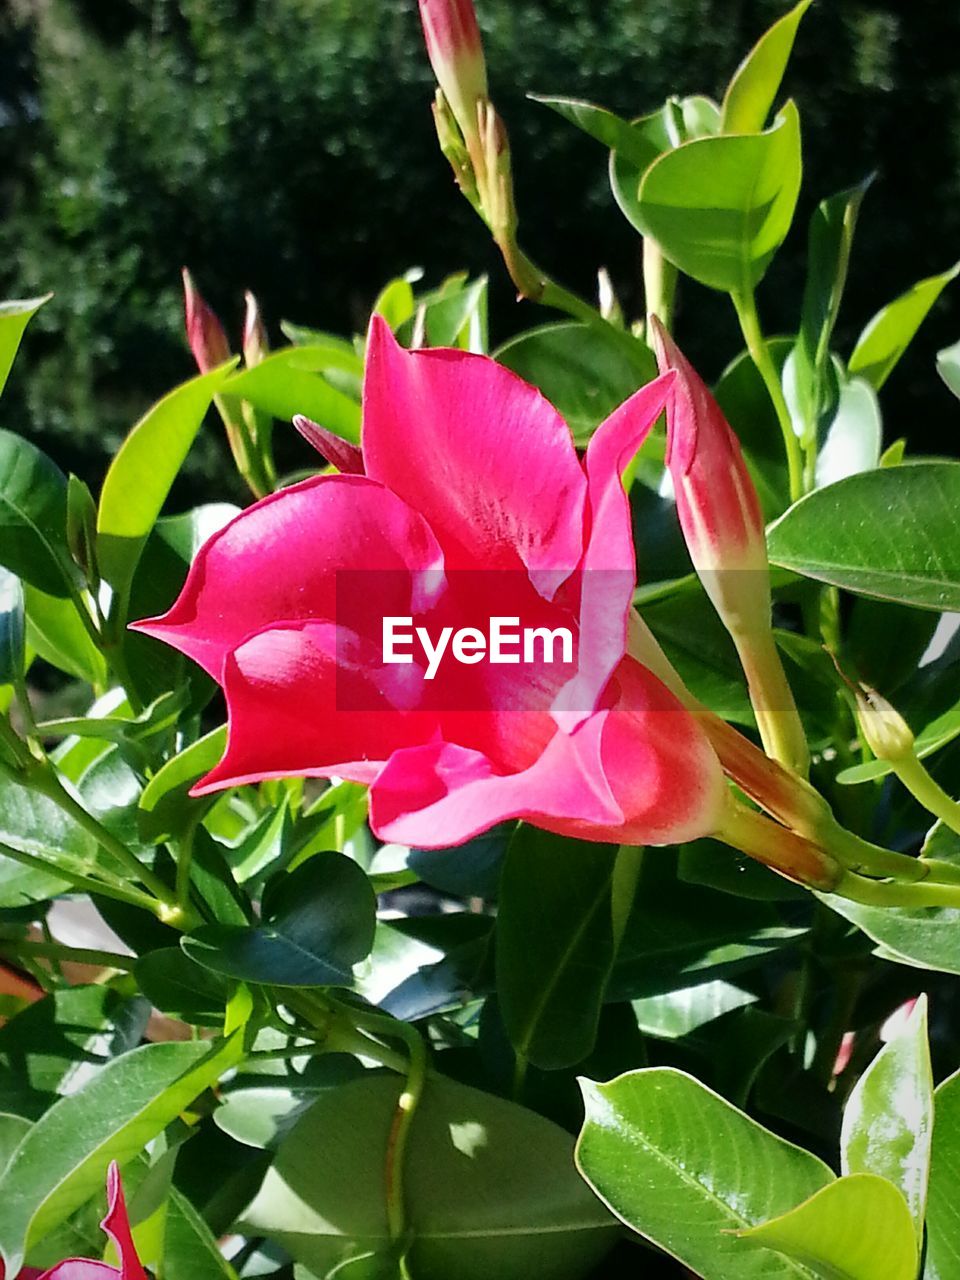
[0,1034,241,1273]
[0,1114,31,1175]
[607,107,675,234]
[0,296,51,399]
[767,463,960,610]
[576,1067,833,1277]
[494,322,655,443]
[0,775,95,906]
[848,262,960,390]
[96,363,237,593]
[739,1174,917,1280]
[23,583,107,687]
[496,829,619,1070]
[134,947,232,1024]
[223,347,361,438]
[162,1183,239,1280]
[532,96,661,170]
[182,854,376,987]
[372,278,415,331]
[138,725,227,841]
[937,337,960,401]
[632,978,757,1039]
[242,1073,617,1280]
[0,430,73,597]
[840,996,932,1241]
[789,179,871,441]
[0,569,24,687]
[813,374,881,487]
[637,103,802,293]
[926,1067,960,1279]
[721,0,812,134]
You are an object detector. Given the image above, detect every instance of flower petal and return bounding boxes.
[361,316,586,596]
[293,414,365,475]
[368,714,623,847]
[132,474,444,680]
[101,1163,148,1280]
[552,372,675,730]
[38,1264,118,1278]
[190,621,441,793]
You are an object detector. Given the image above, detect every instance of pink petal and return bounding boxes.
[368,715,623,847]
[293,414,365,475]
[99,1163,148,1280]
[37,1265,118,1279]
[361,316,586,597]
[190,621,442,794]
[132,475,444,680]
[552,373,675,730]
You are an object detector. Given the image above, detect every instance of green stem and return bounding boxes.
[611,844,644,955]
[832,870,960,910]
[0,839,162,913]
[26,760,184,921]
[175,819,198,915]
[890,751,960,838]
[731,289,804,503]
[735,627,810,777]
[0,938,135,972]
[642,237,677,330]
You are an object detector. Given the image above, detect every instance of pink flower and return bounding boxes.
[0,1164,148,1279]
[418,0,488,151]
[134,317,727,850]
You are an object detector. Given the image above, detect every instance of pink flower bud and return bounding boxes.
[418,0,488,149]
[181,268,231,373]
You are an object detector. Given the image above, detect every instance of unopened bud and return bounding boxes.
[182,268,231,373]
[243,290,269,368]
[855,685,915,763]
[418,0,488,153]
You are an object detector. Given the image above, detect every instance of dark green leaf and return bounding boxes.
[182,854,376,987]
[0,431,73,597]
[768,463,960,610]
[134,948,232,1024]
[0,570,24,687]
[497,829,619,1070]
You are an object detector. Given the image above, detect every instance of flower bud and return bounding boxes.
[418,0,488,154]
[855,685,915,763]
[181,268,231,372]
[243,289,269,368]
[651,317,809,776]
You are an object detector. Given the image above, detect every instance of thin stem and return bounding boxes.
[735,627,810,777]
[26,761,183,919]
[0,938,135,972]
[891,752,960,838]
[642,237,677,330]
[175,819,198,915]
[0,840,162,913]
[731,289,804,503]
[715,799,841,890]
[832,870,960,910]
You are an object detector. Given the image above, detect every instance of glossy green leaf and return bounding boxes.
[0,1114,31,1175]
[576,1068,833,1277]
[223,347,361,438]
[0,297,51,399]
[0,775,96,906]
[532,96,662,169]
[134,947,232,1024]
[496,829,619,1070]
[632,978,757,1039]
[739,1174,917,1280]
[926,1067,960,1279]
[637,103,802,293]
[182,854,376,987]
[840,996,932,1240]
[937,337,960,401]
[768,463,960,610]
[242,1073,617,1280]
[495,322,655,442]
[0,569,24,687]
[849,262,959,389]
[138,725,226,841]
[813,374,881,487]
[0,1034,241,1273]
[96,364,236,593]
[721,0,812,133]
[608,107,675,235]
[0,430,73,597]
[22,583,107,687]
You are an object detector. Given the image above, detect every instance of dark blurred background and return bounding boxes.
[1,0,958,496]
